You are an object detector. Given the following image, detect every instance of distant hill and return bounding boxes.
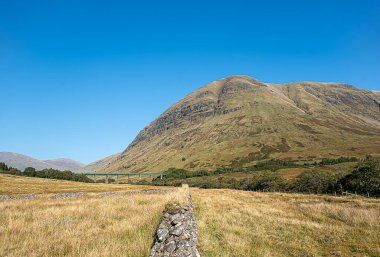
[79,153,120,173]
[0,152,85,172]
[83,75,380,173]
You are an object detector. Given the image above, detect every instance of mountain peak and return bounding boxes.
[219,74,260,81]
[213,75,265,87]
[86,76,380,173]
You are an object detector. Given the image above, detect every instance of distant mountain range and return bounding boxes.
[0,152,85,172]
[82,75,380,173]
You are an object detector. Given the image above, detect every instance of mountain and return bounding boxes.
[86,75,380,173]
[0,152,85,172]
[44,158,86,172]
[79,153,120,173]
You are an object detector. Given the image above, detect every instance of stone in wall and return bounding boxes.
[150,197,200,257]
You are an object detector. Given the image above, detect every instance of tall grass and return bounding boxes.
[0,174,159,194]
[0,176,187,257]
[192,189,380,257]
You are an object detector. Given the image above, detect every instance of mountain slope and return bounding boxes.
[79,153,120,173]
[44,158,86,172]
[92,75,380,172]
[0,152,85,172]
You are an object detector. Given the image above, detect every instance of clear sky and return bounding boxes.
[1,0,379,164]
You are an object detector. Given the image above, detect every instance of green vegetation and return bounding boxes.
[0,163,21,174]
[164,168,193,179]
[147,156,379,196]
[290,170,338,194]
[319,156,358,165]
[339,156,380,196]
[242,171,285,191]
[248,158,300,171]
[0,162,92,183]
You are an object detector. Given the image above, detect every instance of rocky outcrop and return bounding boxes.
[126,76,263,150]
[150,197,200,257]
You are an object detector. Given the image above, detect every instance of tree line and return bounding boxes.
[0,163,92,183]
[148,156,379,197]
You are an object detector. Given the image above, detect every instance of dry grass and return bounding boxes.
[2,174,380,257]
[0,174,162,194]
[278,168,306,180]
[192,189,380,257]
[0,175,188,257]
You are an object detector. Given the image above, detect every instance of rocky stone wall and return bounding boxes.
[150,196,200,257]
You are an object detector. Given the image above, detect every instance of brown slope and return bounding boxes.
[101,75,380,172]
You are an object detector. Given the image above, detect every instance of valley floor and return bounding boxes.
[0,174,186,257]
[0,173,160,194]
[1,174,379,257]
[192,189,380,257]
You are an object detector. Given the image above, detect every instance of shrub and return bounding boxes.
[339,156,380,196]
[319,156,358,165]
[241,171,286,191]
[192,170,212,177]
[214,167,244,174]
[291,170,336,194]
[245,159,300,172]
[164,168,192,179]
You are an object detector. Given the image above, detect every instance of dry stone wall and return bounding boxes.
[150,196,200,257]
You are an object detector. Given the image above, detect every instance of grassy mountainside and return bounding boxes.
[90,75,380,173]
[0,152,85,172]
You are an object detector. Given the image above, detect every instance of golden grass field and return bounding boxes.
[192,189,380,257]
[0,174,161,194]
[0,174,186,257]
[1,174,380,257]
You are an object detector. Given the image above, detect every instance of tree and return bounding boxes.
[163,168,192,179]
[339,156,380,196]
[292,170,336,194]
[24,167,36,177]
[0,162,9,171]
[241,171,286,191]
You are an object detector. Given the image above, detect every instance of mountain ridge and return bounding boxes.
[0,152,85,172]
[82,75,380,173]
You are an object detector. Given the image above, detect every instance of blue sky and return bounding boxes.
[1,0,379,164]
